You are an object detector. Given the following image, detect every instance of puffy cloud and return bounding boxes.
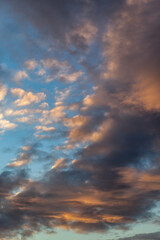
[35,125,55,132]
[64,115,94,143]
[24,59,37,70]
[14,70,29,82]
[55,88,71,104]
[11,88,25,97]
[64,115,89,128]
[0,119,17,132]
[11,88,46,106]
[41,58,84,83]
[40,102,49,109]
[58,71,83,83]
[15,92,46,107]
[40,105,66,124]
[15,116,35,123]
[37,68,46,76]
[66,20,98,49]
[41,58,69,69]
[0,84,7,101]
[5,108,42,116]
[0,114,17,133]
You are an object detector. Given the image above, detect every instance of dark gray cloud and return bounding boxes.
[117,231,160,240]
[4,0,125,50]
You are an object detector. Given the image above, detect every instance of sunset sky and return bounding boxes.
[0,0,160,239]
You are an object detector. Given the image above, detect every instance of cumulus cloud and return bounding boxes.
[15,116,35,123]
[0,84,7,101]
[40,105,66,124]
[14,70,29,82]
[35,125,55,132]
[24,59,37,70]
[41,58,84,83]
[11,88,46,106]
[0,119,17,131]
[5,108,42,117]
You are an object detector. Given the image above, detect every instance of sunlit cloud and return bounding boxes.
[24,59,37,70]
[0,0,159,239]
[14,70,29,82]
[11,88,46,106]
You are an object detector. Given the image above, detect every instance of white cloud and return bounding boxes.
[14,71,29,82]
[0,84,7,101]
[35,125,55,132]
[58,71,83,83]
[11,88,25,97]
[11,88,46,106]
[24,59,37,70]
[41,58,69,69]
[0,119,17,131]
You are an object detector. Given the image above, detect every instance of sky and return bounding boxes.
[0,0,159,239]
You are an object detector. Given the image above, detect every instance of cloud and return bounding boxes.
[5,108,42,116]
[0,163,159,237]
[51,158,68,170]
[41,58,84,83]
[11,88,25,97]
[7,142,54,168]
[55,88,71,104]
[58,71,83,83]
[8,147,33,167]
[117,231,160,240]
[41,58,69,69]
[4,0,111,49]
[35,125,55,132]
[40,105,66,124]
[0,118,17,132]
[0,84,7,101]
[11,88,46,106]
[14,70,29,82]
[24,59,37,70]
[40,102,49,109]
[66,21,98,49]
[63,114,93,143]
[0,0,160,239]
[101,0,160,111]
[15,116,35,123]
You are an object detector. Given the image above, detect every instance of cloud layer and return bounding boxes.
[0,0,159,239]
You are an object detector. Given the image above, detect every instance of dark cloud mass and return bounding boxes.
[0,0,160,239]
[4,0,125,50]
[117,231,160,240]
